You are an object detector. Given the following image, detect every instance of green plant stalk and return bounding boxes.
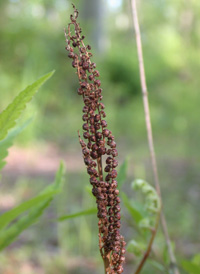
[130,0,179,274]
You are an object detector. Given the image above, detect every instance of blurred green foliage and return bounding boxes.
[0,0,200,273]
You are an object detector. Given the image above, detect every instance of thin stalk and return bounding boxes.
[130,0,180,274]
[104,251,112,274]
[135,209,161,274]
[97,157,111,273]
[97,155,111,273]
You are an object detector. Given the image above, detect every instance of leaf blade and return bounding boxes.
[118,158,128,189]
[121,192,144,224]
[0,200,52,251]
[0,161,65,250]
[0,117,34,171]
[0,161,65,230]
[58,207,97,221]
[0,190,59,230]
[0,70,55,141]
[181,260,200,274]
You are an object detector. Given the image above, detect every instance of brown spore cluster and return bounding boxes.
[65,5,126,273]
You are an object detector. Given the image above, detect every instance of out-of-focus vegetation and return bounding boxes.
[0,0,200,273]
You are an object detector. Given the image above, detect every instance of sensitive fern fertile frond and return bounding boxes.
[65,5,126,274]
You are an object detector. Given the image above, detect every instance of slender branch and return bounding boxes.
[97,156,111,273]
[134,209,161,274]
[130,1,180,274]
[130,0,161,197]
[104,251,112,274]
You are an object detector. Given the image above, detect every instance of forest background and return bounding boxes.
[0,0,199,273]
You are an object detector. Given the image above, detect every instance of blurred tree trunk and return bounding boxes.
[80,0,106,54]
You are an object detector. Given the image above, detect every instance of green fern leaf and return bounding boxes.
[118,158,128,189]
[0,200,51,251]
[0,161,65,250]
[0,117,33,170]
[58,207,97,221]
[0,190,59,230]
[0,70,55,141]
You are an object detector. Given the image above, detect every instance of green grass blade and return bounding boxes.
[0,70,55,141]
[53,161,65,190]
[118,158,128,189]
[58,207,97,221]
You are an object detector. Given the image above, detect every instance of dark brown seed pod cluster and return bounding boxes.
[65,5,126,273]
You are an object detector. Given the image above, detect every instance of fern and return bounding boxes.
[0,190,60,230]
[58,207,97,221]
[0,161,65,250]
[0,70,55,141]
[0,117,33,170]
[0,200,51,251]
